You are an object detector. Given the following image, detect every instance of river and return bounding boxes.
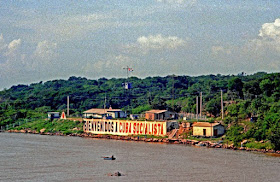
[0,133,279,182]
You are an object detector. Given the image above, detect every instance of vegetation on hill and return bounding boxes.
[14,119,83,135]
[0,72,279,149]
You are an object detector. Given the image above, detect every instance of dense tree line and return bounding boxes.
[0,72,279,149]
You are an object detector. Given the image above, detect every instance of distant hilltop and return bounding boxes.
[0,72,277,115]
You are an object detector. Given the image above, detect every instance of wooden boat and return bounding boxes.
[103,156,116,160]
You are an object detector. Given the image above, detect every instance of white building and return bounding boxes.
[47,112,60,120]
[83,108,127,119]
[192,122,225,137]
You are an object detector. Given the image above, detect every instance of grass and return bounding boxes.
[13,119,84,134]
[244,140,274,150]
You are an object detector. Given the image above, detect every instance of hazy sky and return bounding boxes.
[0,0,280,89]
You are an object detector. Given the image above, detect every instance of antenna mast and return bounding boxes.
[123,66,133,79]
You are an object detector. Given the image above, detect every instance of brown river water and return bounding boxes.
[0,132,279,182]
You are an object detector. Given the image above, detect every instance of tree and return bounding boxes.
[151,97,167,110]
[228,77,243,98]
[226,124,244,146]
[259,79,274,97]
[205,97,221,117]
[264,113,280,150]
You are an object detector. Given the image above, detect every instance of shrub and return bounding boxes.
[245,141,273,150]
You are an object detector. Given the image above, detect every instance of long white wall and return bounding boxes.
[83,119,167,136]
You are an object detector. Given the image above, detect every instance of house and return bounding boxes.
[83,107,127,119]
[145,110,176,121]
[192,122,225,137]
[47,112,60,120]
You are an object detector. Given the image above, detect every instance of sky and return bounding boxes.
[0,0,280,90]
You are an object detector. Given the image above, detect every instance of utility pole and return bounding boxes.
[172,74,176,111]
[123,66,133,114]
[123,66,133,79]
[196,96,198,120]
[67,96,69,117]
[221,90,224,119]
[102,93,107,118]
[200,92,202,118]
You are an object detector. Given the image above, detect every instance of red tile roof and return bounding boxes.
[83,108,122,114]
[146,110,168,114]
[192,122,221,127]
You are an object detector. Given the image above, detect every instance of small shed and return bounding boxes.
[47,112,60,120]
[145,110,176,121]
[192,122,225,137]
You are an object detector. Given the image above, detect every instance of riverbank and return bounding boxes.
[6,129,280,156]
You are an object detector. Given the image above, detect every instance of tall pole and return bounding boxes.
[126,66,129,79]
[196,96,198,120]
[123,66,132,79]
[67,96,69,117]
[123,66,133,114]
[103,93,107,118]
[221,90,224,119]
[172,75,175,111]
[200,92,202,118]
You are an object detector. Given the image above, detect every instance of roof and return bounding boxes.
[83,108,122,114]
[192,122,221,127]
[107,109,123,112]
[47,112,60,114]
[146,110,168,114]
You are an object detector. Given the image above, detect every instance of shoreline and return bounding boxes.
[5,129,280,156]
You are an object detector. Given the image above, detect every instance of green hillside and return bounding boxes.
[0,72,279,149]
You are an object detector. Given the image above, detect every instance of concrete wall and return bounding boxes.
[107,111,127,118]
[145,111,176,120]
[47,112,60,119]
[118,111,127,118]
[193,124,225,137]
[83,119,167,136]
[83,113,104,119]
[214,125,225,136]
[193,126,212,136]
[145,113,155,120]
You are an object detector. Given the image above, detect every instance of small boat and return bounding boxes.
[103,155,116,160]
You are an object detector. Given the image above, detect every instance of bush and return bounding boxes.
[245,141,273,150]
[131,105,151,114]
[13,119,83,135]
[226,124,244,146]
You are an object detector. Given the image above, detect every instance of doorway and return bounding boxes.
[214,129,218,136]
[203,129,206,136]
